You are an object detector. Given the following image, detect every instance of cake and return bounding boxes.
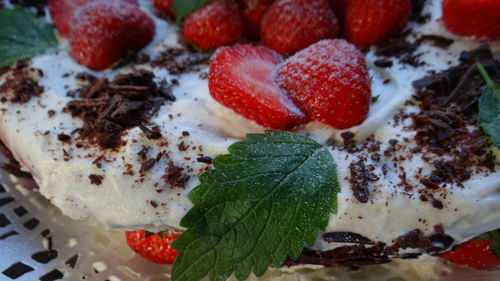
[0,0,499,279]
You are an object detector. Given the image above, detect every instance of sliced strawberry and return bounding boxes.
[241,0,274,39]
[260,0,339,55]
[48,0,137,35]
[153,0,174,18]
[344,0,412,48]
[443,238,500,270]
[183,0,243,50]
[442,0,500,40]
[277,39,371,129]
[69,0,154,70]
[126,230,180,264]
[209,45,307,129]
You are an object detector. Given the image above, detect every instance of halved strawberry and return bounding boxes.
[183,0,243,50]
[126,230,180,264]
[209,45,307,129]
[260,0,339,55]
[69,0,154,70]
[277,39,371,129]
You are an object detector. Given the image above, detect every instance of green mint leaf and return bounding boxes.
[477,64,500,148]
[478,229,500,257]
[0,7,58,68]
[172,0,213,21]
[171,131,339,281]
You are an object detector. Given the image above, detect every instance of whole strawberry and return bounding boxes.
[183,0,243,50]
[241,0,274,39]
[442,0,500,40]
[209,45,307,129]
[48,0,137,35]
[443,236,500,270]
[126,230,180,264]
[69,0,154,70]
[260,0,340,55]
[277,39,371,129]
[344,0,412,48]
[329,0,350,23]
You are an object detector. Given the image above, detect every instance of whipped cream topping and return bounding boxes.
[0,0,498,253]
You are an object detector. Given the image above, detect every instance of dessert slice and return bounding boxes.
[0,0,499,280]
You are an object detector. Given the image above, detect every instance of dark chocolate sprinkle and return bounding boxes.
[323,232,375,245]
[140,158,156,173]
[88,174,103,185]
[349,160,372,203]
[196,156,212,164]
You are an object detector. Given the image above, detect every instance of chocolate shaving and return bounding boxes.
[65,70,167,149]
[420,178,440,190]
[139,124,162,140]
[88,174,103,185]
[374,59,393,68]
[289,225,454,268]
[163,161,190,188]
[140,158,156,173]
[410,44,498,186]
[196,156,212,164]
[349,160,377,203]
[286,243,390,268]
[150,47,211,75]
[416,35,454,49]
[178,141,189,151]
[323,232,375,245]
[0,62,43,104]
[57,133,71,144]
[375,38,423,67]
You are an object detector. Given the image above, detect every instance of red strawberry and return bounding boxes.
[344,0,412,48]
[183,0,243,50]
[261,0,339,55]
[48,0,137,35]
[69,0,155,70]
[153,0,174,18]
[277,39,371,129]
[126,230,180,264]
[442,0,500,40]
[443,239,500,270]
[209,45,307,129]
[241,0,274,39]
[329,0,350,23]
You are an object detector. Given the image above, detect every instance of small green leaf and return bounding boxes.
[0,7,58,67]
[372,95,380,103]
[172,0,213,21]
[171,131,340,281]
[478,229,500,257]
[477,64,500,148]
